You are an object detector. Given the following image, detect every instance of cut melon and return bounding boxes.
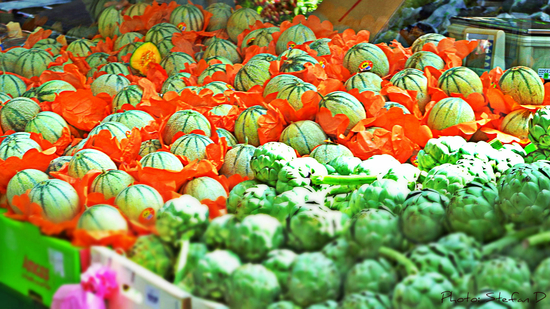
[130,42,162,75]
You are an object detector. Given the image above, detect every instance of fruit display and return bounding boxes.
[1,1,550,308]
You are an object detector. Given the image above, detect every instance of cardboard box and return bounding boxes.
[0,209,88,307]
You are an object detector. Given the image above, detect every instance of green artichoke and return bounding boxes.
[228,214,284,262]
[422,163,472,196]
[276,157,328,194]
[325,191,353,213]
[404,244,464,286]
[326,156,362,175]
[250,142,298,186]
[503,142,527,157]
[344,258,398,295]
[340,291,392,309]
[392,272,453,309]
[529,107,550,148]
[174,242,208,292]
[262,249,298,295]
[287,252,341,307]
[468,256,532,299]
[348,179,410,215]
[306,300,338,309]
[285,205,341,252]
[456,156,496,184]
[353,154,401,178]
[321,237,358,276]
[383,163,420,190]
[525,148,550,163]
[233,184,277,219]
[192,250,242,301]
[504,242,550,272]
[437,233,482,273]
[488,147,525,176]
[446,182,505,243]
[400,189,449,243]
[497,161,550,225]
[268,301,302,309]
[155,195,209,243]
[345,208,407,259]
[127,235,175,280]
[533,258,550,303]
[271,186,323,222]
[226,179,260,214]
[417,136,466,171]
[203,214,239,250]
[224,264,281,309]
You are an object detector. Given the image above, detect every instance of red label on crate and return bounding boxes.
[22,256,50,282]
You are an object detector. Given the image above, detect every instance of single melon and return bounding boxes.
[90,169,135,200]
[68,149,117,179]
[170,133,214,162]
[427,97,475,131]
[279,120,327,156]
[500,109,533,140]
[499,66,545,105]
[140,151,184,171]
[181,176,228,202]
[234,105,267,146]
[6,169,49,214]
[139,139,162,157]
[310,143,354,164]
[114,184,164,224]
[77,204,129,231]
[0,97,41,132]
[29,179,79,224]
[220,144,256,179]
[25,111,70,144]
[163,110,211,143]
[438,66,483,97]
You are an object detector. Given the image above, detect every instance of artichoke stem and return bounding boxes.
[524,231,550,247]
[311,175,377,186]
[482,226,541,256]
[327,185,358,195]
[488,139,504,150]
[173,239,191,284]
[379,246,418,276]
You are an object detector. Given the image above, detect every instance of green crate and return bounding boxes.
[0,282,47,309]
[0,209,86,307]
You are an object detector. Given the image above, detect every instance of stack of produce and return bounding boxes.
[0,1,549,308]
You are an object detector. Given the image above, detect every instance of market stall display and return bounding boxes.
[0,0,550,308]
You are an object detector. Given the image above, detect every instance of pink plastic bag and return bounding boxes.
[51,264,118,309]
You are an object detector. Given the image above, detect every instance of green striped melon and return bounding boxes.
[98,6,122,38]
[66,39,96,57]
[90,169,135,199]
[411,33,447,53]
[280,54,319,73]
[160,52,196,76]
[181,176,227,201]
[86,52,110,69]
[100,62,131,75]
[198,64,227,85]
[211,104,235,116]
[89,121,131,142]
[161,72,192,94]
[182,86,201,94]
[14,49,54,78]
[91,73,130,96]
[383,101,411,114]
[0,133,42,160]
[6,169,49,214]
[427,97,475,131]
[0,48,27,73]
[241,27,279,50]
[276,80,317,110]
[279,120,327,156]
[234,105,267,146]
[405,51,445,71]
[68,149,117,178]
[499,109,533,140]
[226,8,262,43]
[117,110,154,129]
[36,80,77,102]
[46,156,72,176]
[33,38,62,56]
[438,66,483,97]
[124,2,148,17]
[102,113,122,123]
[345,72,383,93]
[1,97,41,132]
[25,111,70,143]
[139,139,162,157]
[203,37,242,64]
[112,85,144,112]
[206,3,233,31]
[205,56,233,65]
[310,143,353,164]
[114,32,143,50]
[279,48,308,59]
[29,179,79,223]
[170,133,214,161]
[140,151,184,171]
[0,74,27,98]
[221,144,256,179]
[249,53,278,63]
[77,204,128,231]
[309,38,332,56]
[63,138,88,156]
[217,128,238,147]
[276,23,317,55]
[145,23,180,45]
[114,184,164,223]
[318,91,367,135]
[201,81,233,96]
[234,59,272,91]
[343,43,390,77]
[170,4,205,32]
[263,74,300,97]
[163,110,211,143]
[118,42,144,63]
[157,37,175,59]
[0,92,11,104]
[22,88,37,98]
[499,66,545,105]
[390,68,430,113]
[90,0,110,21]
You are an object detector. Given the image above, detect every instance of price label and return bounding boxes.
[145,284,161,309]
[538,68,550,79]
